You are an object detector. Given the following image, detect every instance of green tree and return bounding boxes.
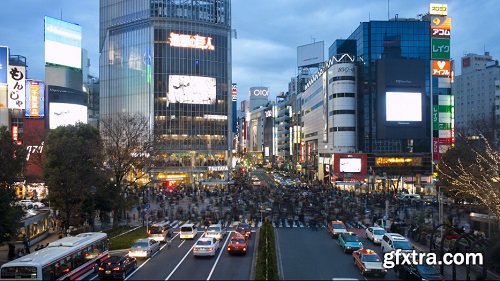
[0,126,26,244]
[43,124,105,231]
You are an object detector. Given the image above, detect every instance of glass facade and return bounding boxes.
[347,20,431,154]
[100,0,231,183]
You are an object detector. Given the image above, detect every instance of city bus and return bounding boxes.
[0,232,109,280]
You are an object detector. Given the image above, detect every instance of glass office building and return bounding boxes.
[330,18,432,176]
[100,0,232,184]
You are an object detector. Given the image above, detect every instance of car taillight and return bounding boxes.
[227,247,231,251]
[113,267,121,271]
[243,247,247,251]
[98,267,105,271]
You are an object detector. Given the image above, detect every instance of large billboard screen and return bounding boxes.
[297,41,324,68]
[386,92,422,122]
[44,16,82,69]
[7,65,26,109]
[49,103,87,129]
[26,80,45,118]
[0,46,8,84]
[339,158,362,173]
[167,75,216,105]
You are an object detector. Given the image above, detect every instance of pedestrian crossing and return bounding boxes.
[160,220,366,230]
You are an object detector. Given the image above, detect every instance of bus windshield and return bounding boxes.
[1,266,37,279]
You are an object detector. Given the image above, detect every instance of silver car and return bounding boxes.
[193,237,219,257]
[128,238,160,258]
[205,224,226,240]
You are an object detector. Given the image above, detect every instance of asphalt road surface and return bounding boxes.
[87,228,255,281]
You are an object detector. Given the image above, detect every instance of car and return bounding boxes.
[179,223,198,240]
[327,220,347,238]
[148,221,172,243]
[398,193,422,202]
[380,233,414,253]
[97,255,137,280]
[352,248,387,277]
[227,233,249,255]
[365,226,385,244]
[236,223,252,238]
[128,238,160,258]
[32,201,45,209]
[193,237,220,257]
[395,263,443,280]
[338,232,363,253]
[205,224,226,240]
[16,199,34,209]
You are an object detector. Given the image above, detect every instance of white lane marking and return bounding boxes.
[206,231,232,280]
[89,274,98,280]
[178,239,186,248]
[275,229,285,280]
[165,233,206,280]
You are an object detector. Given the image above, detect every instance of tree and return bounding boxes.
[100,113,155,226]
[0,126,26,244]
[437,134,500,218]
[43,124,105,231]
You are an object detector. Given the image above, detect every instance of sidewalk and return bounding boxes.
[0,229,61,266]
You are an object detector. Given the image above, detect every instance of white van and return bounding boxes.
[148,221,171,243]
[179,223,198,240]
[398,194,421,201]
[380,233,414,253]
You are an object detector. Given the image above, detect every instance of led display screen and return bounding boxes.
[167,75,216,105]
[44,16,82,69]
[339,158,361,173]
[49,103,87,129]
[386,92,422,122]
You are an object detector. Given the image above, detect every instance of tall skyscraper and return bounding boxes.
[100,0,232,184]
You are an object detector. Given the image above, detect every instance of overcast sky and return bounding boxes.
[0,0,498,104]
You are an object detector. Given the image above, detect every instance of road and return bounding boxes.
[87,227,256,281]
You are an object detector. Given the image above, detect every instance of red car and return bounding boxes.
[352,248,387,277]
[227,233,249,255]
[235,223,252,238]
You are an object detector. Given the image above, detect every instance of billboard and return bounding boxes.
[432,60,451,76]
[44,16,82,69]
[429,3,448,16]
[49,103,88,129]
[332,153,367,181]
[386,92,422,122]
[26,80,45,118]
[7,65,26,109]
[167,75,216,105]
[250,87,269,98]
[0,46,8,84]
[431,16,451,38]
[431,38,450,60]
[297,41,324,68]
[231,83,237,101]
[339,158,362,173]
[24,118,46,181]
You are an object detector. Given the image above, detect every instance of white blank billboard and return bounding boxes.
[168,75,216,105]
[297,41,324,67]
[44,16,82,69]
[386,92,422,122]
[49,103,87,129]
[339,158,362,173]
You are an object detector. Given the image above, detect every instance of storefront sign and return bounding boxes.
[375,157,423,167]
[432,60,451,76]
[7,65,26,109]
[430,3,448,16]
[431,38,450,60]
[168,32,214,50]
[208,166,228,171]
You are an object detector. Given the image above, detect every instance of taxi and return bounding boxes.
[352,248,387,277]
[235,223,252,239]
[227,233,249,255]
[327,220,347,238]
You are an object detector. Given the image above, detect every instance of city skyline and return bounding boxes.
[0,0,498,103]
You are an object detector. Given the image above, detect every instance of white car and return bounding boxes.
[365,227,385,244]
[128,238,160,258]
[193,237,219,257]
[32,202,45,209]
[205,224,226,240]
[380,233,414,253]
[16,200,34,209]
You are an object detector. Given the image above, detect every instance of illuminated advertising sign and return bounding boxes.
[431,17,451,38]
[386,92,422,122]
[250,87,269,98]
[339,158,361,173]
[168,32,214,50]
[49,103,88,129]
[375,157,423,167]
[26,80,45,117]
[231,83,237,101]
[7,65,26,109]
[429,3,448,16]
[431,38,450,60]
[44,16,82,69]
[11,125,18,142]
[167,75,216,105]
[0,46,8,84]
[432,60,451,76]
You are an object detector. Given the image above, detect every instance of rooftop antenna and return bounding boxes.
[60,9,63,20]
[387,0,390,20]
[311,36,316,43]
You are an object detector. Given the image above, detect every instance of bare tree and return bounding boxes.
[437,133,500,218]
[100,113,156,226]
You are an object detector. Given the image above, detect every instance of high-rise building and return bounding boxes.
[100,0,232,184]
[453,52,499,144]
